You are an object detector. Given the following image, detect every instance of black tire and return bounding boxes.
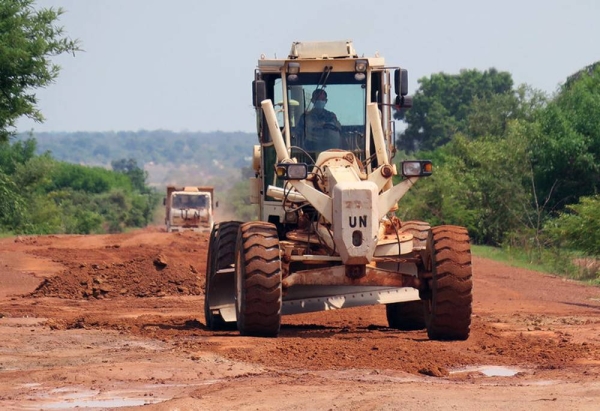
[235,221,282,337]
[385,220,430,330]
[204,221,240,330]
[424,225,473,341]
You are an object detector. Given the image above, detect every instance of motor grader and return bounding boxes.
[205,40,473,340]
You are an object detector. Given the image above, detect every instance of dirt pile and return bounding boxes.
[27,230,208,299]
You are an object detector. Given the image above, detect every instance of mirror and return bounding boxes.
[252,80,266,107]
[394,69,409,97]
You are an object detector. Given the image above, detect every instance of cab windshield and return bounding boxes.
[282,73,367,161]
[173,194,208,209]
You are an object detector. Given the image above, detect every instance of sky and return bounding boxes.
[15,0,600,134]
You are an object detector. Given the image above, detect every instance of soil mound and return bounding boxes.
[28,231,209,299]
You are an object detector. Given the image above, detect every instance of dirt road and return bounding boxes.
[1,227,599,410]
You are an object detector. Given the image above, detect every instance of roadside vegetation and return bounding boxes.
[472,245,600,285]
[395,66,600,283]
[1,1,598,281]
[0,138,160,234]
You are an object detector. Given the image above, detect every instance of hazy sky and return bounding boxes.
[16,0,600,134]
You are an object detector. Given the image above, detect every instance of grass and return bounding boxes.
[471,245,550,272]
[472,244,600,285]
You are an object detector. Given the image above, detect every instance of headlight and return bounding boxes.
[401,160,433,177]
[275,163,308,180]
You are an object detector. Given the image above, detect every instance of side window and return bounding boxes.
[173,195,182,208]
[274,78,284,127]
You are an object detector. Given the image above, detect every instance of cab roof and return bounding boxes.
[288,40,357,59]
[257,40,386,72]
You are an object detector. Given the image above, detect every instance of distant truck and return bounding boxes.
[164,186,216,233]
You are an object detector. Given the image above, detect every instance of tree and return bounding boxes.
[0,0,80,142]
[0,138,37,174]
[0,138,39,231]
[0,170,26,230]
[395,85,548,246]
[397,130,534,246]
[545,195,600,257]
[111,158,148,192]
[467,85,546,138]
[530,64,600,211]
[396,68,514,152]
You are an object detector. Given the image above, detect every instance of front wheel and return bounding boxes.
[424,225,473,341]
[235,221,282,337]
[204,221,240,330]
[385,220,430,330]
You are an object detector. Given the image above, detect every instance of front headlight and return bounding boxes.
[401,160,433,177]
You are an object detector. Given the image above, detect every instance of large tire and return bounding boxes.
[385,220,430,330]
[204,221,240,330]
[235,221,282,337]
[424,225,473,341]
[400,220,430,249]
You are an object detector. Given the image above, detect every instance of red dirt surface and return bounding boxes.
[1,226,599,410]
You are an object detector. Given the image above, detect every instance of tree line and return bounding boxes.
[21,130,253,170]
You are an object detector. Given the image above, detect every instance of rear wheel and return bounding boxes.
[385,220,430,330]
[424,225,473,341]
[235,221,282,337]
[204,221,240,330]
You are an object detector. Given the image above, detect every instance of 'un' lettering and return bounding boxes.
[349,216,368,228]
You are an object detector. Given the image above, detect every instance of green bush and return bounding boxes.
[544,195,600,257]
[49,162,132,194]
